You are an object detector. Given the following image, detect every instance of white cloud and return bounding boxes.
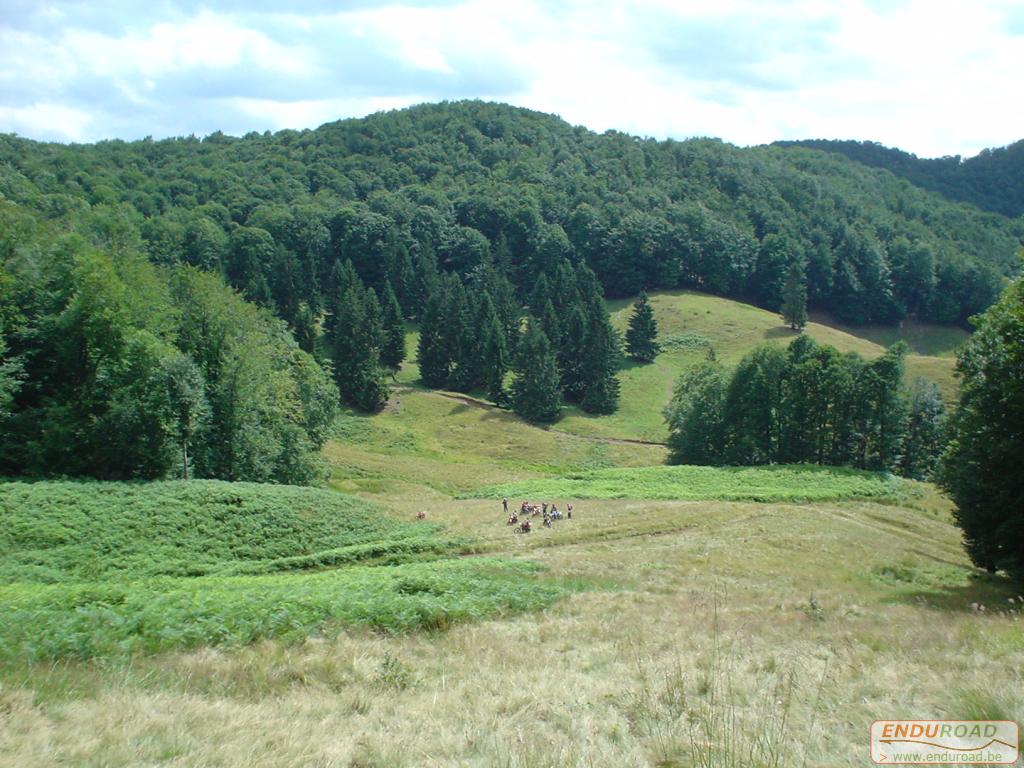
[0,102,93,142]
[0,0,1020,156]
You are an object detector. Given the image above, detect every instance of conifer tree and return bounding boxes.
[625,290,660,362]
[538,297,561,352]
[445,277,480,391]
[530,273,554,317]
[477,293,508,404]
[331,283,388,412]
[558,305,588,401]
[409,244,440,319]
[511,321,562,423]
[580,312,621,414]
[380,281,406,369]
[292,302,318,356]
[551,259,581,315]
[781,259,809,331]
[577,264,621,414]
[416,287,450,388]
[325,259,359,336]
[354,288,389,411]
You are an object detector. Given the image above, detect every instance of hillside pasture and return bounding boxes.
[553,291,963,443]
[465,464,910,503]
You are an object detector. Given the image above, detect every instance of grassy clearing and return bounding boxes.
[464,463,910,503]
[0,558,566,662]
[390,291,962,444]
[0,480,458,583]
[552,290,963,442]
[808,311,969,358]
[324,389,666,506]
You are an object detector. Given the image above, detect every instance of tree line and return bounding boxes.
[0,201,337,484]
[0,101,1019,341]
[937,276,1023,578]
[316,251,624,423]
[664,337,946,479]
[777,138,1024,219]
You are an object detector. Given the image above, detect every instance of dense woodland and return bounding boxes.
[778,138,1024,219]
[1,100,1022,490]
[1,101,1020,331]
[663,338,945,479]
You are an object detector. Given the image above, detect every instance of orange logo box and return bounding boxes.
[871,720,1019,764]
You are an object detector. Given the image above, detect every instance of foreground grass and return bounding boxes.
[465,463,910,503]
[0,558,565,662]
[0,481,566,662]
[3,495,1020,767]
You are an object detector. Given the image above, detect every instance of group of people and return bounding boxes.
[503,498,573,533]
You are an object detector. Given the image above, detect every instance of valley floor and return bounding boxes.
[3,468,1021,767]
[1,296,1016,767]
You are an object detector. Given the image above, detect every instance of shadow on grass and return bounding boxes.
[898,570,1021,612]
[763,325,800,340]
[617,357,655,373]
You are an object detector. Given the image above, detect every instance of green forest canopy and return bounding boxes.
[2,100,1021,331]
[776,138,1024,219]
[2,100,1022,484]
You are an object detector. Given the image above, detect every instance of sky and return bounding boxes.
[0,0,1021,157]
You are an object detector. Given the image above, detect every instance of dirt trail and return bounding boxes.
[392,384,668,448]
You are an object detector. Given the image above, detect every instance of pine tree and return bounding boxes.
[409,244,440,319]
[530,273,553,317]
[380,281,406,369]
[538,297,561,352]
[576,265,621,414]
[331,283,388,412]
[417,284,451,388]
[445,277,480,392]
[558,305,588,401]
[625,290,659,362]
[353,288,389,411]
[511,321,562,423]
[781,259,809,331]
[292,302,318,356]
[325,259,359,336]
[477,293,508,405]
[580,313,621,414]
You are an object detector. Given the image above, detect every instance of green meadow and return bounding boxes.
[465,463,910,503]
[3,292,1018,768]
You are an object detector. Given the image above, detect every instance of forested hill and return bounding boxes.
[1,100,1021,331]
[776,138,1024,219]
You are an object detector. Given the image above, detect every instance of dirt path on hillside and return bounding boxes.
[390,384,667,447]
